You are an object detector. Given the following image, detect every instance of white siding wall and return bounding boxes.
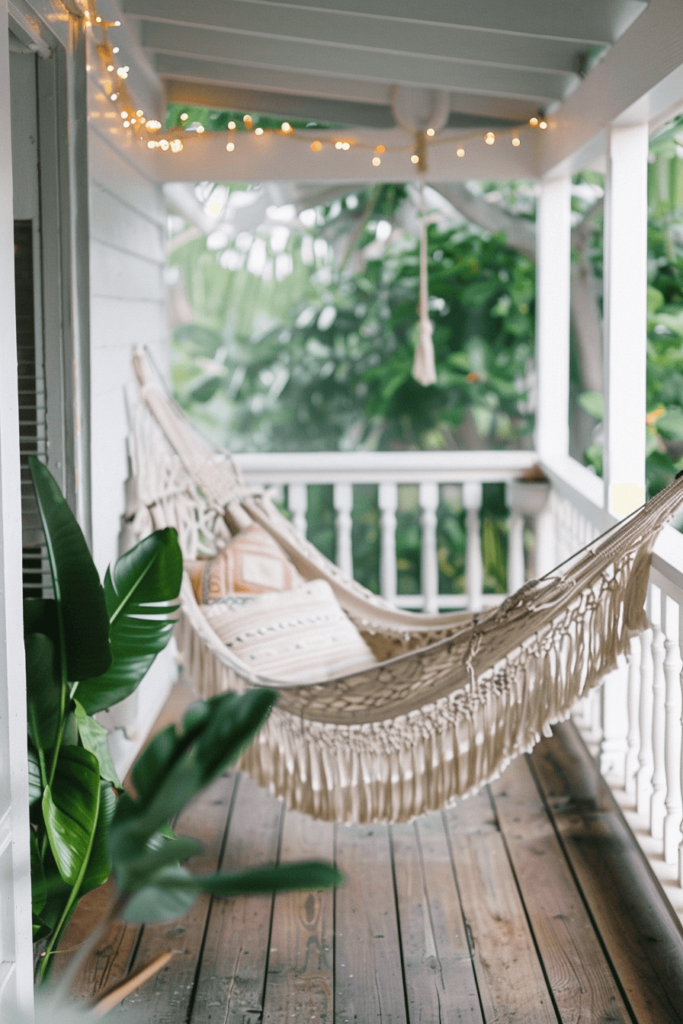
[87,122,176,775]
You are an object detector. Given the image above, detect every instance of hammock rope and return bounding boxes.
[127,351,683,823]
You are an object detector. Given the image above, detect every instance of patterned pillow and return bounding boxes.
[201,580,377,682]
[187,524,304,603]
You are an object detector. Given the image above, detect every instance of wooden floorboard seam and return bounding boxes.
[387,825,419,1024]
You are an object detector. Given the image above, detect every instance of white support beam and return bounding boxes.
[535,174,572,463]
[0,2,34,1015]
[603,122,648,516]
[127,0,586,75]
[142,21,571,101]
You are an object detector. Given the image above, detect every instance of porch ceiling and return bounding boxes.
[123,0,647,130]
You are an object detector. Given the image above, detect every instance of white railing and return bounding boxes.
[544,455,683,926]
[234,450,544,613]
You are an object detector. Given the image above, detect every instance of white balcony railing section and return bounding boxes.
[235,450,544,613]
[236,447,683,926]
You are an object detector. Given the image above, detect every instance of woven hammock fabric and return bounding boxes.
[127,352,683,823]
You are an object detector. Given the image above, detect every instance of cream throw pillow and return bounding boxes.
[201,580,377,682]
[187,524,304,603]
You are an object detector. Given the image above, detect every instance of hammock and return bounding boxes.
[126,352,683,824]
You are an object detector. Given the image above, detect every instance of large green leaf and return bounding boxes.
[122,864,198,923]
[109,690,276,860]
[28,457,111,681]
[76,529,182,714]
[25,633,61,753]
[42,746,101,885]
[80,782,117,896]
[160,861,343,897]
[28,745,42,806]
[117,832,201,895]
[31,829,47,916]
[74,701,121,787]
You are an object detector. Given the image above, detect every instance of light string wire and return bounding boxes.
[83,1,551,165]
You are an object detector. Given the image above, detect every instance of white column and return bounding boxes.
[662,594,682,865]
[603,122,648,516]
[650,588,667,840]
[678,604,683,885]
[535,174,572,463]
[333,482,354,579]
[378,482,398,604]
[599,661,629,783]
[462,481,483,614]
[288,483,308,538]
[0,4,34,1013]
[637,624,654,818]
[419,482,439,615]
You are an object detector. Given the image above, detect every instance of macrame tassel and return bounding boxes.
[412,194,437,386]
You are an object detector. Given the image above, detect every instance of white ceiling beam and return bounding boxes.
[142,22,573,101]
[126,0,647,46]
[539,0,683,175]
[156,55,541,122]
[125,0,589,75]
[163,79,520,131]
[147,125,536,183]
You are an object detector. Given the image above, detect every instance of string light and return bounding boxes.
[146,120,162,132]
[226,141,235,152]
[180,112,189,122]
[512,136,521,147]
[170,139,183,152]
[335,141,343,150]
[372,156,381,166]
[106,64,114,71]
[243,114,253,128]
[112,46,119,53]
[255,127,264,135]
[485,131,495,145]
[375,144,386,154]
[195,124,205,134]
[228,120,236,130]
[411,154,420,164]
[529,117,539,126]
[539,120,548,130]
[457,148,465,157]
[426,128,435,137]
[281,121,292,133]
[311,140,323,152]
[110,92,118,101]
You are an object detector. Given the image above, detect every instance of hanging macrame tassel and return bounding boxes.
[412,190,437,386]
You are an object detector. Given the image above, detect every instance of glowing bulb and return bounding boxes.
[281,121,292,133]
[457,147,465,157]
[147,140,156,149]
[243,114,253,128]
[228,120,236,130]
[335,141,343,150]
[112,46,119,53]
[107,64,114,71]
[159,139,169,151]
[95,15,101,22]
[255,127,264,135]
[341,141,350,150]
[372,156,381,166]
[146,120,162,132]
[512,136,521,147]
[86,64,91,71]
[114,21,121,26]
[311,140,323,152]
[136,110,143,117]
[110,93,118,101]
[226,141,235,152]
[485,131,495,145]
[411,153,420,164]
[539,120,548,130]
[180,112,189,122]
[426,128,435,137]
[117,67,129,79]
[196,124,205,133]
[123,120,130,127]
[130,118,136,124]
[170,139,183,152]
[375,144,386,154]
[529,117,539,126]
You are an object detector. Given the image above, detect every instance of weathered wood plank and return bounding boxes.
[531,722,683,1024]
[116,772,236,1021]
[189,774,283,1024]
[392,813,484,1023]
[334,823,407,1024]
[491,755,631,1024]
[444,790,557,1024]
[262,810,334,1024]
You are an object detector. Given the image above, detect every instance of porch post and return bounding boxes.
[603,122,648,516]
[535,174,572,463]
[0,1,34,1014]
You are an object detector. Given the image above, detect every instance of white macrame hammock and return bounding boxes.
[126,352,683,824]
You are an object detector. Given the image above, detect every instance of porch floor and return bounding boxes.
[57,682,683,1023]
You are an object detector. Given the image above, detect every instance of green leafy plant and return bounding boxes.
[25,456,183,980]
[25,457,341,994]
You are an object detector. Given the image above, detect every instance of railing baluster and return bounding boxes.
[625,635,641,799]
[462,482,483,614]
[378,482,398,604]
[663,593,683,865]
[419,482,440,615]
[637,623,654,818]
[288,483,308,538]
[599,661,629,784]
[333,482,354,579]
[505,481,526,593]
[650,587,666,841]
